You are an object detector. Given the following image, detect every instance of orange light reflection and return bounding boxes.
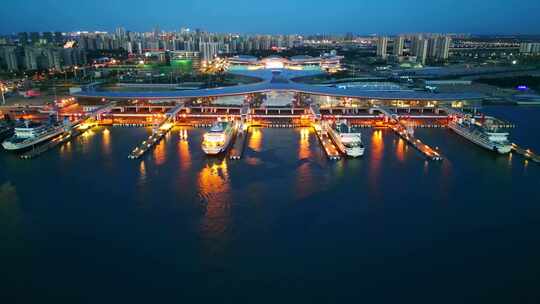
[198,159,232,253]
[248,127,262,152]
[369,130,384,196]
[153,138,167,166]
[395,138,405,163]
[298,127,311,160]
[102,128,111,155]
[178,128,191,169]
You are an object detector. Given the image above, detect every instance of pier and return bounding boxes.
[389,123,443,161]
[313,122,341,161]
[127,103,185,159]
[10,97,539,166]
[229,122,249,160]
[511,143,540,163]
[127,121,174,159]
[373,105,443,161]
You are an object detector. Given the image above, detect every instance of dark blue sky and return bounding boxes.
[1,0,539,35]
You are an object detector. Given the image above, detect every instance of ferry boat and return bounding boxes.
[448,116,512,154]
[327,120,365,157]
[2,120,66,151]
[201,120,236,155]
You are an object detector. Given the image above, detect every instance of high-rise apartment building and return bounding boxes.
[377,36,388,59]
[520,43,540,54]
[393,36,404,56]
[428,35,451,61]
[0,46,20,71]
[411,36,428,64]
[200,41,219,62]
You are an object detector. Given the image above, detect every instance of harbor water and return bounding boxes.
[1,106,540,302]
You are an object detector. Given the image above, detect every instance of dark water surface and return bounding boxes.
[1,106,540,303]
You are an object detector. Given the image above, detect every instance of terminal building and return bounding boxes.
[227,54,343,73]
[74,69,484,113]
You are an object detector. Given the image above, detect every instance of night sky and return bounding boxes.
[1,0,539,34]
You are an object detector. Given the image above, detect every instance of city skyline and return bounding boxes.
[1,0,540,35]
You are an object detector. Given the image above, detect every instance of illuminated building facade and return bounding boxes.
[227,54,343,73]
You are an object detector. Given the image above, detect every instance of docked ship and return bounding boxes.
[2,120,66,151]
[327,120,365,157]
[448,116,512,154]
[201,120,236,155]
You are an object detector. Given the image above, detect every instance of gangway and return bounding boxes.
[165,102,185,121]
[309,104,321,121]
[86,101,118,120]
[240,104,250,122]
[371,105,399,122]
[439,106,463,117]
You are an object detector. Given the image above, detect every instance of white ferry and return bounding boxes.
[202,120,236,155]
[2,120,66,151]
[327,120,365,157]
[448,116,512,154]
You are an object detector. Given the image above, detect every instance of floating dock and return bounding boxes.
[313,123,341,161]
[128,121,174,159]
[511,143,540,163]
[229,123,249,160]
[389,123,443,161]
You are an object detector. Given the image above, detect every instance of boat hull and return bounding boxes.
[2,128,65,152]
[202,131,234,155]
[327,128,364,158]
[449,123,511,154]
[346,147,365,157]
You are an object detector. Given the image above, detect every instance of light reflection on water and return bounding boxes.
[197,159,232,256]
[138,160,147,186]
[369,130,384,198]
[59,140,72,158]
[395,137,406,163]
[102,128,111,156]
[248,127,263,152]
[197,159,230,206]
[153,138,167,166]
[3,110,540,301]
[79,128,96,156]
[177,128,192,170]
[246,127,263,165]
[295,127,314,199]
[298,127,311,160]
